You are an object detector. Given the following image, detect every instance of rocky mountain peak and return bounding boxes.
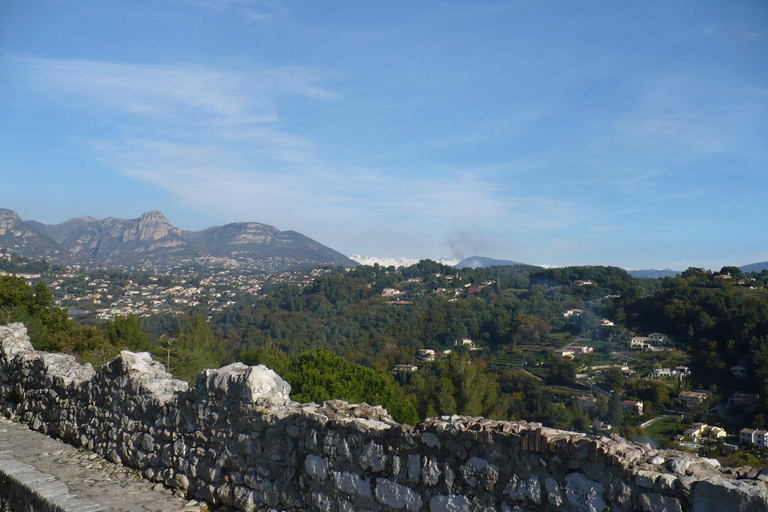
[136,211,181,241]
[0,208,22,232]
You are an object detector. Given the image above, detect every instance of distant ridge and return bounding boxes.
[455,256,526,269]
[626,268,680,278]
[0,208,65,262]
[0,208,355,272]
[741,261,768,273]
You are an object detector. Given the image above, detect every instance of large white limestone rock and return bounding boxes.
[0,323,34,360]
[112,351,188,403]
[202,362,291,404]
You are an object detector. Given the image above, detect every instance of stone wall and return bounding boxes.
[1,323,767,512]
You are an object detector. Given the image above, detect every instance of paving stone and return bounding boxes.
[0,416,202,512]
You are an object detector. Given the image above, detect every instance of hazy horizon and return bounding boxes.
[3,205,763,272]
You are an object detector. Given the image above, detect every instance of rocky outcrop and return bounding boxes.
[37,211,195,264]
[0,209,62,262]
[1,323,767,511]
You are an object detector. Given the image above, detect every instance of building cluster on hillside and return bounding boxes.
[561,309,613,327]
[629,332,669,351]
[392,340,479,373]
[645,366,690,379]
[678,391,708,410]
[38,266,329,320]
[740,428,768,450]
[555,345,594,359]
[729,393,759,408]
[679,423,726,444]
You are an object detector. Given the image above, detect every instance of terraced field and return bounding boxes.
[489,351,548,372]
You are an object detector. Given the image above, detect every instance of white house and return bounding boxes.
[630,337,650,350]
[392,364,418,372]
[417,349,436,362]
[731,365,748,380]
[648,366,690,379]
[741,428,768,449]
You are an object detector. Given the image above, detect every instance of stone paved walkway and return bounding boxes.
[0,417,206,512]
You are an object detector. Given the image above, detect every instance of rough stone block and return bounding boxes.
[375,478,422,511]
[564,472,606,512]
[422,456,441,486]
[639,493,682,512]
[429,494,472,512]
[332,470,372,499]
[461,457,499,491]
[693,477,768,512]
[359,440,387,472]
[305,454,328,481]
[544,477,564,507]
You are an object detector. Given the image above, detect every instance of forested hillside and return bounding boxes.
[623,267,768,408]
[3,260,767,437]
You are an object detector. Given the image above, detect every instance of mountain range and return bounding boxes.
[624,268,680,278]
[455,256,526,269]
[454,256,686,278]
[0,209,355,272]
[740,261,768,273]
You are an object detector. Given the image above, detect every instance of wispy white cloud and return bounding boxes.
[619,169,663,195]
[245,6,292,21]
[9,57,333,120]
[5,54,587,257]
[657,190,705,202]
[611,73,767,162]
[171,0,292,20]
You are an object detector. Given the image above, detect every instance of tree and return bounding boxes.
[609,393,623,430]
[719,266,743,280]
[547,355,576,385]
[160,315,229,382]
[104,314,149,351]
[604,367,625,391]
[276,349,419,424]
[407,353,507,420]
[33,281,52,313]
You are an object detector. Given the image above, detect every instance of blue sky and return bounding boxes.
[1,1,766,269]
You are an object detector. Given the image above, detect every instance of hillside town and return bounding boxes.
[2,251,767,466]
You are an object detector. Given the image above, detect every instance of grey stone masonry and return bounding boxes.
[1,323,768,511]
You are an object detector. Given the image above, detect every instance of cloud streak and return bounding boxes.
[10,57,333,119]
[3,55,603,258]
